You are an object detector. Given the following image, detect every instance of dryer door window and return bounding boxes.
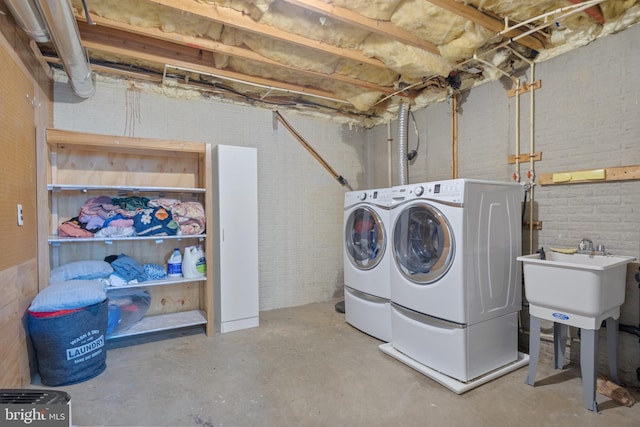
[393,203,454,284]
[345,207,386,270]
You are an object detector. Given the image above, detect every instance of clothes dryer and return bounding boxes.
[343,187,391,341]
[387,179,524,383]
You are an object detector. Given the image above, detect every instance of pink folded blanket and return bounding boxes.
[172,202,206,235]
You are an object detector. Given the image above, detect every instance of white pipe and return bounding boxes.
[387,122,393,187]
[514,79,521,182]
[3,0,50,43]
[507,46,537,254]
[459,0,605,72]
[507,47,536,183]
[373,76,438,107]
[529,63,535,254]
[35,0,95,98]
[472,55,519,86]
[397,102,409,186]
[498,0,604,36]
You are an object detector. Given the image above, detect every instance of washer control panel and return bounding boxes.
[344,188,391,208]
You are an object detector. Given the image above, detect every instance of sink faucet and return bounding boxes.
[578,238,606,255]
[578,238,594,254]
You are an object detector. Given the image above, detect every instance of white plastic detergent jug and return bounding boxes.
[167,248,183,277]
[182,245,206,278]
[195,245,206,276]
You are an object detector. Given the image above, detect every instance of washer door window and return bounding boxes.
[345,207,386,270]
[393,203,454,284]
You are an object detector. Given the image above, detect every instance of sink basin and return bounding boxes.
[517,252,636,329]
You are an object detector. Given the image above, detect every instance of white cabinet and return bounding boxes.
[38,129,214,339]
[212,145,259,333]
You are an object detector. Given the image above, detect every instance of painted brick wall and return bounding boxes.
[53,79,367,311]
[366,23,640,385]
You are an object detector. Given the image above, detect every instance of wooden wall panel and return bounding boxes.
[0,37,37,271]
[0,260,38,387]
[0,12,52,388]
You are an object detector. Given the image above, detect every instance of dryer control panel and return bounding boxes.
[392,179,464,204]
[425,181,463,201]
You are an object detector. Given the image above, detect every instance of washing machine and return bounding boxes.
[343,187,392,342]
[385,179,524,383]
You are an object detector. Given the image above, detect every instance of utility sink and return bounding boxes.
[518,252,636,329]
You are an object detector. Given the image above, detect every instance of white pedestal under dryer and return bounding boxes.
[382,179,528,391]
[343,187,392,342]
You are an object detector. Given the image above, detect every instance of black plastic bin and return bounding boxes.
[28,300,108,387]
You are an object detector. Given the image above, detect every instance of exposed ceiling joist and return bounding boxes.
[281,0,440,55]
[424,0,546,51]
[75,14,398,95]
[566,0,605,24]
[146,0,388,69]
[13,0,635,124]
[77,22,351,104]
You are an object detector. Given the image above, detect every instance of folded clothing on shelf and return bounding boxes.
[172,201,206,235]
[133,207,179,236]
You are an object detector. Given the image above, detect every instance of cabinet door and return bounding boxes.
[215,145,259,331]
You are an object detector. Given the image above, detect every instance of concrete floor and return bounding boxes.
[34,299,639,426]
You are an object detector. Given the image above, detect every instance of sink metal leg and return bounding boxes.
[553,322,568,369]
[526,315,541,386]
[580,329,599,412]
[606,317,619,384]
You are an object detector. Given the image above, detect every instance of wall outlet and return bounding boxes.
[17,204,23,226]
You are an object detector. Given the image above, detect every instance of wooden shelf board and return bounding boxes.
[46,128,207,154]
[48,234,206,244]
[48,184,205,193]
[105,276,205,290]
[107,310,207,340]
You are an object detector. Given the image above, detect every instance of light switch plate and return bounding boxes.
[17,204,23,226]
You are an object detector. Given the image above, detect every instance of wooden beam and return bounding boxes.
[566,0,605,24]
[538,165,640,186]
[522,220,542,230]
[281,0,440,55]
[146,0,388,69]
[508,152,542,164]
[424,0,545,51]
[507,80,541,97]
[75,15,396,95]
[77,23,350,104]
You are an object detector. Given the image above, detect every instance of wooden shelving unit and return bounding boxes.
[37,129,215,338]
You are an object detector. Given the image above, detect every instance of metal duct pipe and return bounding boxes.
[397,102,409,186]
[35,0,95,98]
[3,0,50,43]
